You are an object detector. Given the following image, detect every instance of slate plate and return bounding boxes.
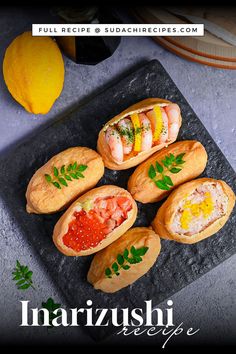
[0,60,235,340]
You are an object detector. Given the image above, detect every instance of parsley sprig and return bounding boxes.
[105,246,149,278]
[12,261,61,328]
[119,127,134,144]
[12,260,35,290]
[41,298,62,328]
[148,153,185,191]
[45,162,87,189]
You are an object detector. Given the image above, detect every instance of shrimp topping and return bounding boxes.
[117,118,134,155]
[105,103,180,161]
[139,113,153,151]
[164,104,181,142]
[105,126,124,163]
[159,108,169,143]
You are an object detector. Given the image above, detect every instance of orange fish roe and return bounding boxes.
[63,210,108,251]
[62,196,132,252]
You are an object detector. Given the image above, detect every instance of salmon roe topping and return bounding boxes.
[62,196,132,252]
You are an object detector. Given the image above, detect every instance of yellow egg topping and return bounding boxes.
[130,113,142,152]
[180,209,192,230]
[180,192,214,230]
[153,105,163,142]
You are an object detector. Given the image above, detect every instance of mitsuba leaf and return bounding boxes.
[76,172,84,178]
[162,157,171,168]
[136,247,149,256]
[60,165,65,174]
[58,177,68,187]
[105,245,149,278]
[72,162,78,170]
[70,173,78,179]
[65,174,72,181]
[45,174,52,182]
[117,254,124,265]
[46,162,88,189]
[163,175,173,186]
[170,167,181,174]
[148,165,156,179]
[19,283,31,290]
[169,154,175,163]
[155,180,170,190]
[25,271,33,279]
[53,182,61,189]
[155,161,163,173]
[78,165,87,172]
[105,268,112,276]
[175,153,185,164]
[122,265,130,270]
[12,260,34,291]
[53,167,59,177]
[130,246,137,256]
[123,249,129,260]
[112,262,119,272]
[41,298,62,328]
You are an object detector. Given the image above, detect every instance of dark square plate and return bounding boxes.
[0,60,235,340]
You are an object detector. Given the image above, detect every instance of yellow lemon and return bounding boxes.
[3,31,64,114]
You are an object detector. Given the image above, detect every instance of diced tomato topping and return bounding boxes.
[62,196,132,252]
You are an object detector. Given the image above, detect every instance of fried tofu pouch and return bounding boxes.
[87,227,161,293]
[128,140,207,203]
[97,98,182,170]
[53,185,138,256]
[26,147,104,214]
[152,178,235,244]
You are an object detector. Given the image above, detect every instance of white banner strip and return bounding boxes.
[32,24,204,37]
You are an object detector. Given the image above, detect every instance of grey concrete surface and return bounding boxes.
[0,7,235,346]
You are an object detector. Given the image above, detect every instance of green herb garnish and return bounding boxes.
[40,298,62,328]
[135,127,142,135]
[148,153,185,190]
[105,246,149,278]
[119,127,134,144]
[12,260,35,290]
[45,162,87,189]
